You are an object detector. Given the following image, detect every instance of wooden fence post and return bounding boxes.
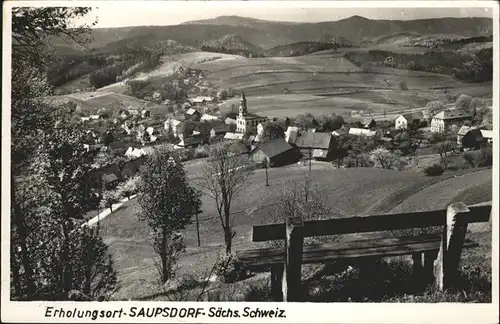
[433,202,470,290]
[282,215,304,302]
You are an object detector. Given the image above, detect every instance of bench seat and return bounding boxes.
[237,235,479,269]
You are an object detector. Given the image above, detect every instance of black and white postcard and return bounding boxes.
[2,1,498,323]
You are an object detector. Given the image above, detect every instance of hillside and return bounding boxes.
[98,165,492,299]
[201,34,264,55]
[50,91,168,116]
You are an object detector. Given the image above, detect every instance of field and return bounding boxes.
[91,51,490,119]
[58,46,491,120]
[97,164,492,299]
[52,91,169,115]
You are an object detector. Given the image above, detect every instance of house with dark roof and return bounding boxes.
[176,134,209,148]
[249,138,302,167]
[210,124,232,138]
[430,109,473,133]
[293,132,335,161]
[457,126,485,149]
[362,118,377,129]
[395,111,424,130]
[192,122,214,136]
[184,108,201,121]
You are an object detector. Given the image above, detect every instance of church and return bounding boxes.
[236,92,267,134]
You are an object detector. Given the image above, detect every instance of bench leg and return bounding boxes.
[271,264,284,301]
[412,252,424,274]
[423,251,438,286]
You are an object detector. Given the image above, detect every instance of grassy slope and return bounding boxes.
[98,164,492,299]
[58,91,168,115]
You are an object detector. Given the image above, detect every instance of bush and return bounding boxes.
[424,164,444,176]
[214,253,247,283]
[399,81,408,90]
[194,145,209,159]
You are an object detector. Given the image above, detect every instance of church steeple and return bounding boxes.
[239,91,248,116]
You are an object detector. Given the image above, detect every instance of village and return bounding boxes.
[79,88,493,199]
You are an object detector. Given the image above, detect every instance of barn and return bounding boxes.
[249,138,302,167]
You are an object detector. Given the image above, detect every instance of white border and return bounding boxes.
[2,1,498,323]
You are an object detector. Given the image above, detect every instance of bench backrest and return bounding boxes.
[252,202,491,242]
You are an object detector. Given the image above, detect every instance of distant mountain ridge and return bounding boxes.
[54,15,492,51]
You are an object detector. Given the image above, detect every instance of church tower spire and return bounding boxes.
[239,91,248,116]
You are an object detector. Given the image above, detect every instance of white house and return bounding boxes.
[164,118,185,137]
[430,109,473,133]
[285,126,300,143]
[395,112,424,130]
[200,114,220,122]
[224,132,244,141]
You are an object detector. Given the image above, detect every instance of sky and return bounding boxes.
[70,3,494,28]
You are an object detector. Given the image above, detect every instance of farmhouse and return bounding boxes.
[293,132,334,161]
[184,108,201,121]
[176,134,209,148]
[457,126,485,149]
[249,138,301,167]
[210,124,232,138]
[395,112,424,130]
[430,109,473,133]
[236,92,267,134]
[164,118,185,138]
[348,128,377,137]
[224,132,244,141]
[362,118,377,129]
[190,96,214,106]
[192,122,213,136]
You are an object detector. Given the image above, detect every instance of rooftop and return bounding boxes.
[294,132,332,149]
[254,138,294,158]
[433,109,473,120]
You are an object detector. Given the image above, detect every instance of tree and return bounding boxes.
[267,175,336,248]
[399,81,408,90]
[260,122,285,142]
[116,176,139,200]
[435,141,453,169]
[370,148,396,170]
[137,147,201,283]
[12,7,96,69]
[319,114,344,132]
[425,100,444,119]
[295,113,317,130]
[455,94,473,114]
[100,190,120,212]
[200,141,254,254]
[10,7,118,301]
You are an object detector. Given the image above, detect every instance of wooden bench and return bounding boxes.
[237,202,491,301]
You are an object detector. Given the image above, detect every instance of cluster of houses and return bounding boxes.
[81,91,493,185]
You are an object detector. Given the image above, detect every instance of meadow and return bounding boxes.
[97,164,492,300]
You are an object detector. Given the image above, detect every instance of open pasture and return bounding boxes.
[99,164,491,299]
